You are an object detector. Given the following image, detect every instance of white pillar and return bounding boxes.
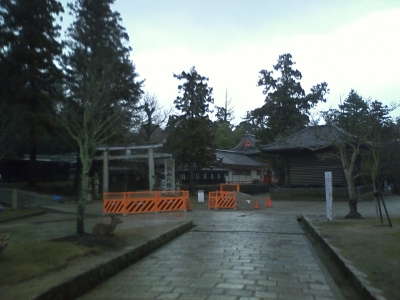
[103,150,109,193]
[148,148,155,190]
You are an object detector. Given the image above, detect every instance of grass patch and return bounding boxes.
[0,240,101,285]
[0,227,143,286]
[315,217,400,299]
[0,207,45,222]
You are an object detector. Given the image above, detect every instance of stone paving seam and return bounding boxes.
[33,220,194,300]
[301,215,386,300]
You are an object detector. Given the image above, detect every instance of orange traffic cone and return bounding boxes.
[254,198,260,209]
[266,197,273,208]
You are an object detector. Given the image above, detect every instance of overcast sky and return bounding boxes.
[61,0,400,125]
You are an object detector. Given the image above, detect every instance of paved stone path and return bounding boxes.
[77,210,345,300]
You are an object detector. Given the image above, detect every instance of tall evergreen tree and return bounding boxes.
[214,122,244,150]
[322,89,369,133]
[59,0,143,234]
[173,66,214,119]
[254,53,329,142]
[0,0,64,186]
[167,67,216,193]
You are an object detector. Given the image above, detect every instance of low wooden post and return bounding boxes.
[103,150,109,193]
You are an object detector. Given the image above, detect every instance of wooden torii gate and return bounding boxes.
[96,143,172,192]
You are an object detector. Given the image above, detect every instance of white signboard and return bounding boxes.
[198,190,204,203]
[325,172,334,222]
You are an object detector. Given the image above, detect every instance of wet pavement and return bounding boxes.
[1,194,399,299]
[77,195,398,300]
[77,210,342,299]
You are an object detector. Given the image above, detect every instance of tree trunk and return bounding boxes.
[189,163,194,195]
[344,171,362,219]
[76,202,85,235]
[28,140,37,187]
[74,151,82,195]
[345,198,362,219]
[76,161,90,235]
[372,180,381,225]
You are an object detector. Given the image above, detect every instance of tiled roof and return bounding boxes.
[229,134,260,156]
[262,125,354,153]
[178,166,230,172]
[216,150,267,167]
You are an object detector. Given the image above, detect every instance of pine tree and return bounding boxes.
[323,89,369,133]
[167,67,216,193]
[0,0,64,186]
[255,53,329,142]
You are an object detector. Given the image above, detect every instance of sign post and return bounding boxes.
[325,171,334,223]
[164,159,175,191]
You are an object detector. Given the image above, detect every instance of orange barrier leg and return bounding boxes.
[186,198,192,211]
[254,198,260,209]
[266,197,273,208]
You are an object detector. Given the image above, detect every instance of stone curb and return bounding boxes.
[301,215,386,300]
[33,220,194,300]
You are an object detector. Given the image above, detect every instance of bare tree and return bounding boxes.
[322,91,399,218]
[58,58,134,233]
[138,92,172,142]
[315,132,362,218]
[215,88,235,124]
[59,0,143,234]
